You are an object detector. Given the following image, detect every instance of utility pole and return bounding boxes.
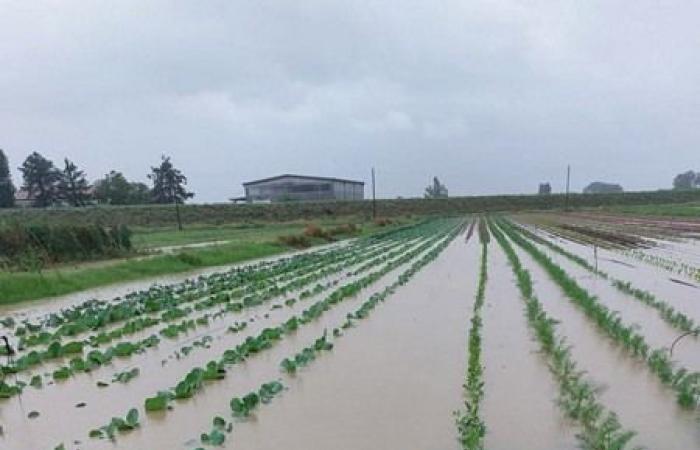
[565,165,571,211]
[172,185,183,231]
[371,168,377,219]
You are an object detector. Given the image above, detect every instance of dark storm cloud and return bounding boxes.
[1,1,698,201]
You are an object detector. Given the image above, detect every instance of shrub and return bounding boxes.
[374,218,393,227]
[0,223,132,268]
[277,235,312,248]
[303,224,327,238]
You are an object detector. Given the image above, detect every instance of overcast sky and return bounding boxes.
[1,1,699,202]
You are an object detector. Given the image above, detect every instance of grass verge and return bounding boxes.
[0,242,287,306]
[0,219,414,306]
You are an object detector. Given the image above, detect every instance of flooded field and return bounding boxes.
[1,215,700,449]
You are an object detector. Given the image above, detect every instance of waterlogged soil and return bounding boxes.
[0,241,347,321]
[1,239,426,395]
[529,239,700,372]
[217,234,479,450]
[0,238,445,449]
[539,231,700,322]
[535,231,700,361]
[641,236,700,269]
[510,239,700,449]
[481,242,577,450]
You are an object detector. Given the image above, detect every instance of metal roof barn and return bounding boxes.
[242,174,364,203]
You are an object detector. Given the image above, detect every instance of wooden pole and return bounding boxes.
[565,165,571,210]
[372,167,377,219]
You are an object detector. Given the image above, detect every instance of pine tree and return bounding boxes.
[19,152,61,207]
[424,176,448,199]
[58,158,90,206]
[0,149,15,207]
[148,155,194,204]
[148,155,194,231]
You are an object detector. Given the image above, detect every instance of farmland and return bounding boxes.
[2,211,700,449]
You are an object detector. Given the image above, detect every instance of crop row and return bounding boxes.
[8,222,425,340]
[489,220,637,449]
[75,220,461,445]
[183,219,466,449]
[10,237,393,346]
[498,220,700,409]
[0,233,432,395]
[510,221,700,337]
[455,232,489,449]
[621,248,700,282]
[144,226,452,410]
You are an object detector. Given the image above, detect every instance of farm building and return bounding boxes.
[242,174,364,203]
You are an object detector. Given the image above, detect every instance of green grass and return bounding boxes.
[131,223,303,249]
[131,218,405,249]
[0,218,415,306]
[0,241,286,305]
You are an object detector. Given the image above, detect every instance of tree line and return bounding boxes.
[0,150,193,208]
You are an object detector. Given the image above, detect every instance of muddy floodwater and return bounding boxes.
[481,243,577,450]
[510,237,700,449]
[3,221,700,450]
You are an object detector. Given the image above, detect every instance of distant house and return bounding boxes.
[242,174,364,203]
[14,186,96,207]
[583,182,624,194]
[14,189,34,208]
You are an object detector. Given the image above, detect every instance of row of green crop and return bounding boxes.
[75,220,462,447]
[510,221,700,337]
[142,227,452,411]
[455,235,489,449]
[0,233,429,395]
[499,220,700,409]
[8,226,414,348]
[7,235,386,342]
[16,236,410,351]
[185,218,465,449]
[488,220,638,449]
[622,248,700,282]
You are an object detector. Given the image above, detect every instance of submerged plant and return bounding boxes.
[489,220,638,449]
[455,239,488,450]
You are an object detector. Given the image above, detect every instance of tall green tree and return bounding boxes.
[424,176,448,199]
[148,155,194,204]
[128,182,152,204]
[58,158,91,206]
[19,152,61,207]
[0,149,15,208]
[673,170,698,190]
[94,171,150,205]
[149,155,194,230]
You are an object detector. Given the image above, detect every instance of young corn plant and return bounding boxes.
[509,220,700,337]
[499,219,700,409]
[455,240,489,449]
[489,220,639,449]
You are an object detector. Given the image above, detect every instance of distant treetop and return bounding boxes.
[672,170,699,190]
[424,176,448,199]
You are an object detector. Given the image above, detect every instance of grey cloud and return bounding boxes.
[1,1,698,201]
